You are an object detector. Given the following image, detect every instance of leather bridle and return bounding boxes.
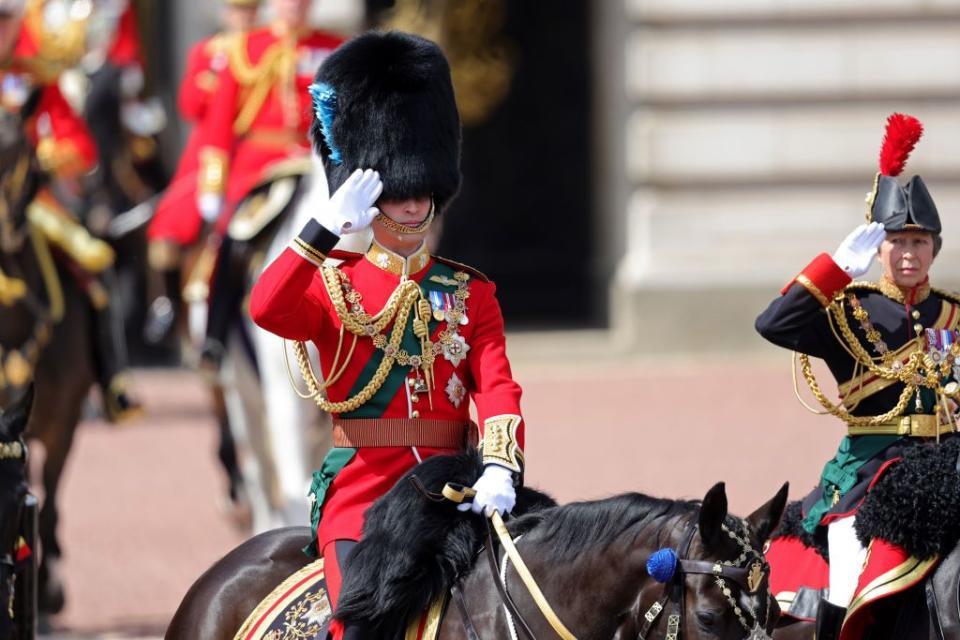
[636,517,773,640]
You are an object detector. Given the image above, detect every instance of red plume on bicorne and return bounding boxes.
[878,113,923,177]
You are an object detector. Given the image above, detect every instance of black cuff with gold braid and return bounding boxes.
[481,414,524,477]
[291,219,339,267]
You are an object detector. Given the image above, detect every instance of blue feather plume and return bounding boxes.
[308,82,342,165]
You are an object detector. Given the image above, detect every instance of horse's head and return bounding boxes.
[0,384,31,546]
[0,383,31,636]
[634,482,789,640]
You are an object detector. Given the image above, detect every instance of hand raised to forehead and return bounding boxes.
[316,168,383,236]
[832,222,886,278]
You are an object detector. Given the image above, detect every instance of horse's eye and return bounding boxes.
[695,610,719,630]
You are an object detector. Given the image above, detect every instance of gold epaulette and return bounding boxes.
[433,256,490,282]
[932,288,960,307]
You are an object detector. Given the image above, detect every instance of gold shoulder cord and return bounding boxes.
[794,294,941,426]
[288,266,423,414]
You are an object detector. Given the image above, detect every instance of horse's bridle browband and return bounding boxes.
[636,517,772,640]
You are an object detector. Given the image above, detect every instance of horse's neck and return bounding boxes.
[449,515,676,639]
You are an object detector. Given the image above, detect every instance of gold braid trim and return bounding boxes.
[290,268,422,414]
[797,293,948,426]
[227,35,297,135]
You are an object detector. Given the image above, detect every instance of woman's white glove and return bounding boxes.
[831,222,885,278]
[458,464,516,516]
[316,168,382,236]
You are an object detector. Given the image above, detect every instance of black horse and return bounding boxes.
[773,437,960,639]
[0,385,37,640]
[0,106,99,614]
[168,451,788,639]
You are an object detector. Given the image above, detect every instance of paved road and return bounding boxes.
[35,349,841,637]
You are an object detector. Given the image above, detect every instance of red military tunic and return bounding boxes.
[147,33,234,244]
[195,26,343,233]
[249,220,525,603]
[1,72,96,179]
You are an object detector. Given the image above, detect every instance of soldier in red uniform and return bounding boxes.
[143,0,261,343]
[194,0,343,366]
[0,0,140,420]
[249,32,523,638]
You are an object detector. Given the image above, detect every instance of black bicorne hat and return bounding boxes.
[868,113,941,234]
[309,31,462,213]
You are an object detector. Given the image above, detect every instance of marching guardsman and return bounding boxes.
[757,114,960,639]
[249,32,524,639]
[143,0,261,343]
[0,0,140,420]
[190,0,343,365]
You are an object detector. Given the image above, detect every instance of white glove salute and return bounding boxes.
[317,168,383,236]
[458,464,516,516]
[832,221,886,278]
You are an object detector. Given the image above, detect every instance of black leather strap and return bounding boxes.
[451,583,481,640]
[484,519,538,640]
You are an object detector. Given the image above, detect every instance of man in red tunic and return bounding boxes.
[143,0,261,343]
[189,0,343,365]
[249,32,523,638]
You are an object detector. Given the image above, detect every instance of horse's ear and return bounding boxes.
[746,482,789,545]
[699,482,728,549]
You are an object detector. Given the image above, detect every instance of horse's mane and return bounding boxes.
[335,451,703,638]
[510,493,699,562]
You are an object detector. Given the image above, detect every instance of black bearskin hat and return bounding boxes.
[309,31,461,213]
[868,113,941,235]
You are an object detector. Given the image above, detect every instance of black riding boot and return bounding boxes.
[91,273,142,423]
[200,236,246,371]
[815,599,846,640]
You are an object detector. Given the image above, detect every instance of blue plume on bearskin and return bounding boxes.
[646,548,678,583]
[308,82,341,165]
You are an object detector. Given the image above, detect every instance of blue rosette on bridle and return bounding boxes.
[646,548,678,583]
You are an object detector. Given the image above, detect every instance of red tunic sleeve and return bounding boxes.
[177,39,215,123]
[249,220,341,342]
[466,281,525,472]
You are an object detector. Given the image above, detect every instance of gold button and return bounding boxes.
[408,378,416,387]
[411,395,419,403]
[912,310,921,320]
[411,410,420,418]
[914,323,924,334]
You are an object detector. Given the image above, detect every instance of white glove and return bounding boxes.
[458,464,516,516]
[832,222,885,278]
[316,168,382,236]
[198,194,223,223]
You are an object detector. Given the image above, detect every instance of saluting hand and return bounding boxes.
[317,168,383,236]
[832,221,886,278]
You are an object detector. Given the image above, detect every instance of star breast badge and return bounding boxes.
[445,373,466,408]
